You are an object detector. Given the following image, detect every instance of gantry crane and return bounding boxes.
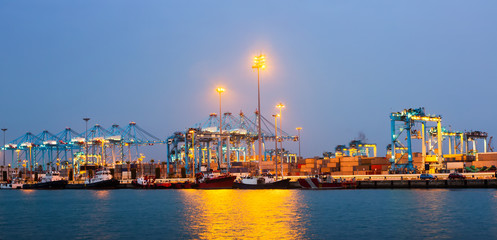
[390,107,443,172]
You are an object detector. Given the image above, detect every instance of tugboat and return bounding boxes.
[233,174,290,189]
[134,175,156,189]
[154,179,173,189]
[1,178,24,189]
[298,175,356,189]
[83,168,119,189]
[11,179,24,189]
[0,182,12,189]
[192,172,236,189]
[0,179,16,189]
[23,171,68,189]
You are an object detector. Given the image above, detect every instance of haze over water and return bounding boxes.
[1,189,497,239]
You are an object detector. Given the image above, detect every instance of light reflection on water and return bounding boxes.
[180,190,307,239]
[411,189,450,237]
[92,190,110,200]
[20,189,35,195]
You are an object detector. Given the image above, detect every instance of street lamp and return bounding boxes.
[252,54,266,174]
[22,160,27,180]
[83,118,90,179]
[15,149,20,170]
[189,129,196,175]
[272,114,279,179]
[1,128,6,167]
[216,87,225,166]
[296,127,302,159]
[276,103,285,174]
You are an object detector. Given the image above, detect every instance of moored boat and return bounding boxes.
[23,171,68,189]
[233,175,291,189]
[298,175,356,189]
[83,168,119,189]
[171,181,193,189]
[134,175,156,188]
[192,172,236,189]
[154,180,173,189]
[11,179,24,189]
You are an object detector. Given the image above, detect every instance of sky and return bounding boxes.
[1,1,496,162]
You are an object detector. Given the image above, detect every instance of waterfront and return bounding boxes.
[1,189,497,239]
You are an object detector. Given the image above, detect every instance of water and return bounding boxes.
[1,189,497,239]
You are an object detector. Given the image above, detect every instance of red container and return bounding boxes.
[371,164,383,171]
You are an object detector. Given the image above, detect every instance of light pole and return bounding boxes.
[272,114,279,179]
[23,160,27,180]
[252,54,266,174]
[1,128,6,167]
[83,118,90,179]
[217,87,225,167]
[189,129,196,176]
[296,127,302,160]
[15,149,20,170]
[276,103,285,176]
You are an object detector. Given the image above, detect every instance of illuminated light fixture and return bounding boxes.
[216,87,225,93]
[252,54,266,70]
[252,53,267,173]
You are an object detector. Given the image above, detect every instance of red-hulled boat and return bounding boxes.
[192,172,236,189]
[133,175,156,188]
[171,181,193,189]
[155,182,173,189]
[298,176,356,189]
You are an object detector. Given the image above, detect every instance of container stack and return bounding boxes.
[473,152,497,168]
[370,157,390,174]
[340,156,359,175]
[294,156,391,176]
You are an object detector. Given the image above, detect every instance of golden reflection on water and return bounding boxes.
[92,190,110,200]
[21,189,35,194]
[181,190,307,240]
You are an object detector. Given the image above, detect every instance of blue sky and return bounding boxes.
[1,1,496,161]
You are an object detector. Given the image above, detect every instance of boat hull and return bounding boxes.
[23,180,68,189]
[172,182,193,189]
[154,182,173,189]
[233,178,291,189]
[193,176,236,189]
[84,179,120,189]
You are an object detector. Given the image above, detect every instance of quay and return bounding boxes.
[1,107,496,189]
[4,173,495,189]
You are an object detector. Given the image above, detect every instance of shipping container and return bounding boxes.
[371,164,383,171]
[327,162,337,168]
[353,165,370,171]
[341,166,354,172]
[478,153,497,161]
[472,160,497,168]
[446,162,464,169]
[371,157,390,165]
[340,161,359,167]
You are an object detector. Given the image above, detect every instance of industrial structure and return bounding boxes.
[318,107,494,175]
[2,107,494,180]
[1,122,165,177]
[166,111,299,176]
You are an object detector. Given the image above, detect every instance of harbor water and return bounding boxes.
[1,189,497,239]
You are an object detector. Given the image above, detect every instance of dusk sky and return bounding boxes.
[1,1,496,161]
